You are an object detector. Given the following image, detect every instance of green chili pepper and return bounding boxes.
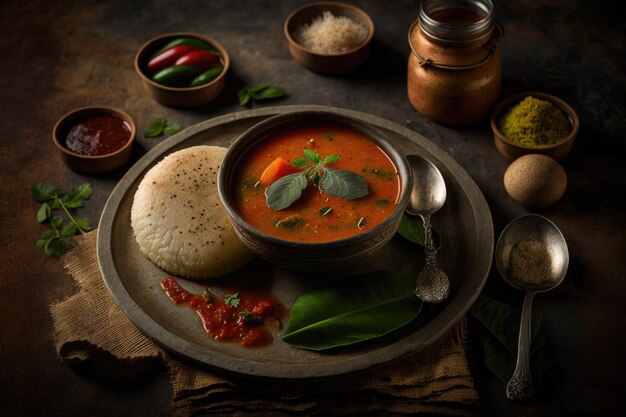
[151,65,201,87]
[154,37,220,56]
[190,67,223,87]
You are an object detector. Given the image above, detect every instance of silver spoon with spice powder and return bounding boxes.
[495,214,569,401]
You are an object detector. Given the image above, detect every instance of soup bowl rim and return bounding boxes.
[218,109,413,252]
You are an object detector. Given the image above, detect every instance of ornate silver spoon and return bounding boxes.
[406,155,450,303]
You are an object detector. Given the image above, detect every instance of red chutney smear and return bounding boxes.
[64,114,131,156]
[161,278,287,348]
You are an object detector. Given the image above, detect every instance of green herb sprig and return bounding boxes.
[265,149,369,210]
[32,182,92,256]
[144,117,182,138]
[225,292,241,307]
[238,83,287,106]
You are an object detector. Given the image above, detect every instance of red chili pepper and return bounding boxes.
[146,45,196,73]
[175,49,221,71]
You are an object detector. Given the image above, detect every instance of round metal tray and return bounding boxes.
[97,105,493,380]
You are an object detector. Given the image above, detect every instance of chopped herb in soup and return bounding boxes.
[233,124,400,242]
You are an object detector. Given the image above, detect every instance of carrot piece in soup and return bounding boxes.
[259,157,299,186]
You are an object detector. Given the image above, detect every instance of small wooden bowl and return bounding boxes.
[52,106,136,174]
[134,32,229,108]
[284,2,374,74]
[491,92,579,161]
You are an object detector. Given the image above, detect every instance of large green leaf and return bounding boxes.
[282,270,422,350]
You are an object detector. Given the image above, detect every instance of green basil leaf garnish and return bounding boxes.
[319,168,369,200]
[265,172,308,210]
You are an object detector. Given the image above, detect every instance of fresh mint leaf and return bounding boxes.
[225,292,241,307]
[144,117,166,138]
[50,216,63,230]
[61,222,78,237]
[32,181,93,257]
[266,172,308,210]
[31,182,59,202]
[251,85,286,100]
[292,157,308,168]
[319,168,369,200]
[73,217,91,232]
[322,154,340,164]
[144,118,181,138]
[45,237,70,257]
[63,183,92,208]
[303,148,320,164]
[249,83,270,93]
[163,121,182,134]
[37,203,50,223]
[239,83,286,105]
[238,87,251,105]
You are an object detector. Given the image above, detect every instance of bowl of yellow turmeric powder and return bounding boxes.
[491,92,579,161]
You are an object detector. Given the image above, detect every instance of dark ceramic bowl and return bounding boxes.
[134,32,229,108]
[284,2,374,74]
[218,110,412,272]
[491,92,579,161]
[52,106,136,174]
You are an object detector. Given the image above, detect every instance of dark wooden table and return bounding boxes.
[1,0,624,415]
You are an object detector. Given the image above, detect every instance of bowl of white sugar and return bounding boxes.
[284,2,374,74]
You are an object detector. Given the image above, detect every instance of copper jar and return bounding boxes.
[407,0,503,126]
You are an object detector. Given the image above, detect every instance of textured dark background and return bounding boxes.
[1,0,624,415]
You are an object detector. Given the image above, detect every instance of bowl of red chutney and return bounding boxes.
[218,109,412,272]
[52,106,136,174]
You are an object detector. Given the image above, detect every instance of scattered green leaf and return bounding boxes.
[163,121,182,134]
[144,117,183,138]
[31,182,93,257]
[282,270,422,350]
[274,214,305,229]
[319,206,333,216]
[238,83,287,105]
[362,167,394,178]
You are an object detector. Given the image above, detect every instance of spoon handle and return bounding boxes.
[506,290,536,401]
[422,215,436,266]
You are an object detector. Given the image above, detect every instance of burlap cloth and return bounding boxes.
[50,231,479,416]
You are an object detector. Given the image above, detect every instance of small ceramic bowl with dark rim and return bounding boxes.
[52,106,136,174]
[134,32,230,108]
[490,92,580,161]
[217,110,412,272]
[284,2,375,74]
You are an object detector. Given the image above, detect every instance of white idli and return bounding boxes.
[131,145,254,279]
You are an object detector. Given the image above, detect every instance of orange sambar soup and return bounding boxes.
[233,124,401,242]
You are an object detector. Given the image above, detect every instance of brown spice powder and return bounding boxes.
[509,239,552,285]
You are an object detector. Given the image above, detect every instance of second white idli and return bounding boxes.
[131,145,254,279]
